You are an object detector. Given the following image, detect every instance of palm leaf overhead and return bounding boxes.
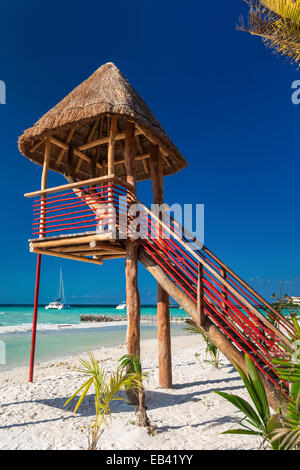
[238,0,300,66]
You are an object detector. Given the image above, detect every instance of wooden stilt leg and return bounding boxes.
[149,143,172,389]
[157,285,172,388]
[125,240,140,358]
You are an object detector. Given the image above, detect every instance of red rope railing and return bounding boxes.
[135,201,294,396]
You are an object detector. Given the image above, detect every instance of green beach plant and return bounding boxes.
[214,354,282,449]
[118,354,153,430]
[184,319,223,368]
[215,317,300,449]
[64,353,147,450]
[269,315,300,449]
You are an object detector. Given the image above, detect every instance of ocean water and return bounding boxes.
[0,305,188,371]
[0,305,297,372]
[0,305,186,327]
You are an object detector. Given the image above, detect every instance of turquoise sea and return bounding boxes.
[0,304,186,327]
[0,305,188,371]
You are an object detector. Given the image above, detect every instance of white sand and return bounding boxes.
[0,335,259,450]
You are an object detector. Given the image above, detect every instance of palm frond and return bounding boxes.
[238,0,300,67]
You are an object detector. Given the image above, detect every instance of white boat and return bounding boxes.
[45,268,70,310]
[116,301,126,310]
[45,301,64,311]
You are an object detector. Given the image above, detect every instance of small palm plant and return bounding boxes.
[184,319,223,368]
[118,354,152,430]
[214,354,282,449]
[64,353,147,450]
[270,314,300,449]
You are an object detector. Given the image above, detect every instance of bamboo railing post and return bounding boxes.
[149,143,172,389]
[197,262,205,326]
[220,267,228,313]
[29,136,51,383]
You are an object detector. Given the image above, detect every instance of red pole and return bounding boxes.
[29,253,42,382]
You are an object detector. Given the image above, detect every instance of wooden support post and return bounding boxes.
[124,120,140,357]
[124,121,136,189]
[39,137,51,237]
[29,136,51,383]
[220,267,228,313]
[107,116,117,232]
[125,240,140,358]
[123,120,143,411]
[149,143,172,389]
[197,262,205,326]
[107,116,117,175]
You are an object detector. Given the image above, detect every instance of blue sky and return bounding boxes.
[0,0,299,304]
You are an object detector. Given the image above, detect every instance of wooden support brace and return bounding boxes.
[30,247,103,265]
[220,267,228,312]
[197,262,205,326]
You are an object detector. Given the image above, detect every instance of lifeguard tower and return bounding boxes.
[19,63,296,410]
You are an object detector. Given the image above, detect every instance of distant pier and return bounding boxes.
[80,314,187,323]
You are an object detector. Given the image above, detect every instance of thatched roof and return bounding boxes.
[18,62,187,182]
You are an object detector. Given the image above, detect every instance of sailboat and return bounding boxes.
[45,267,70,310]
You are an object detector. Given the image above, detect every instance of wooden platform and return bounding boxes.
[29,231,126,265]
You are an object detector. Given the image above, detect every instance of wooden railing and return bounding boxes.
[25,175,135,239]
[135,198,296,396]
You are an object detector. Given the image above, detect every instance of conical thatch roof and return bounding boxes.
[18,62,187,182]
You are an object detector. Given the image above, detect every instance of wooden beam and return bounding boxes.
[123,120,141,407]
[41,137,51,190]
[107,116,117,174]
[29,232,113,249]
[30,247,103,265]
[50,136,102,173]
[220,267,228,312]
[149,142,172,389]
[124,121,136,189]
[134,123,171,165]
[197,263,205,326]
[149,144,163,204]
[125,240,140,356]
[39,136,51,237]
[57,128,75,164]
[89,241,125,253]
[51,242,123,253]
[76,120,99,173]
[76,129,143,152]
[115,153,150,166]
[136,135,149,174]
[29,137,46,154]
[101,254,126,260]
[69,250,108,256]
[24,174,135,198]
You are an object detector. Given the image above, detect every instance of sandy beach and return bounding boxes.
[0,334,259,450]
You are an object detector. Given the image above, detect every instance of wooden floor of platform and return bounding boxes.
[29,231,126,265]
